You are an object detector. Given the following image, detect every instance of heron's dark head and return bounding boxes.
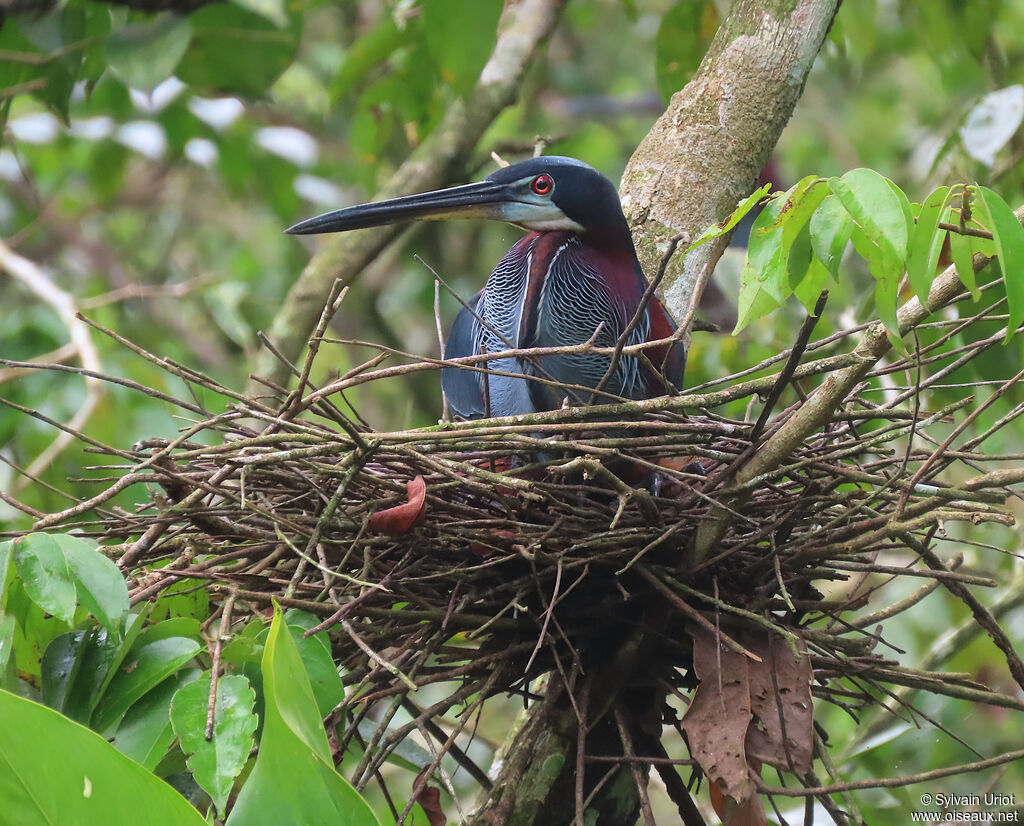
[286,155,629,238]
[480,155,628,235]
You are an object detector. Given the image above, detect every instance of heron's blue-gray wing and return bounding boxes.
[442,290,487,419]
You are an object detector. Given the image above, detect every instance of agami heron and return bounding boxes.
[287,156,686,419]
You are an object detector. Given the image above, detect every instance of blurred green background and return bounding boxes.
[3,0,1024,821]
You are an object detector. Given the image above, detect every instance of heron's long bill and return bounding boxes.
[285,180,516,235]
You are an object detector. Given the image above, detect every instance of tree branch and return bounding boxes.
[621,0,841,323]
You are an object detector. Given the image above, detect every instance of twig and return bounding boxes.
[205,591,236,740]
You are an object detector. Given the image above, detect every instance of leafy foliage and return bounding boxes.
[737,177,1023,342]
[0,545,375,823]
[0,687,210,826]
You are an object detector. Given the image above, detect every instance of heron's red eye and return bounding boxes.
[531,174,553,195]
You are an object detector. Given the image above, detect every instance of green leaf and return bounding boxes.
[949,227,980,301]
[171,673,257,815]
[654,1,719,101]
[772,176,831,251]
[226,606,380,826]
[787,220,814,292]
[93,637,201,733]
[112,670,200,771]
[0,540,13,611]
[906,186,952,307]
[423,0,503,95]
[809,195,853,278]
[794,258,832,313]
[12,534,76,625]
[134,617,203,650]
[828,169,910,282]
[0,615,14,679]
[282,610,344,716]
[0,689,209,826]
[60,627,127,724]
[974,186,1024,339]
[687,183,772,253]
[873,265,900,342]
[54,535,129,637]
[885,177,916,256]
[104,14,192,93]
[176,4,300,98]
[40,630,87,712]
[830,170,910,340]
[734,196,788,333]
[150,577,209,622]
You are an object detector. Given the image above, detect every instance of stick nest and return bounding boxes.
[25,300,1024,817]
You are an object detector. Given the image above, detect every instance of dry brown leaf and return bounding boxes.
[744,631,814,775]
[710,779,770,826]
[369,475,427,536]
[681,623,755,804]
[413,768,445,826]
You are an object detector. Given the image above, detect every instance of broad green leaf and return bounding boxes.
[975,186,1024,339]
[40,630,87,713]
[0,615,14,678]
[771,176,830,251]
[809,195,853,277]
[831,171,910,340]
[687,183,772,253]
[60,627,125,724]
[134,617,204,650]
[794,258,833,314]
[226,606,380,826]
[828,169,909,284]
[949,227,980,301]
[54,535,129,637]
[171,674,257,815]
[104,14,192,93]
[654,0,719,101]
[734,196,788,333]
[850,223,902,340]
[112,670,200,771]
[176,5,300,98]
[906,186,952,307]
[282,610,344,716]
[206,281,255,350]
[93,637,201,733]
[885,177,916,258]
[777,177,830,297]
[787,220,813,292]
[150,577,209,622]
[12,534,76,625]
[423,0,502,95]
[0,540,13,611]
[0,689,208,826]
[874,268,900,343]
